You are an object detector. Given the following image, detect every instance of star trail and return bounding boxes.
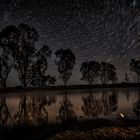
[0,0,140,86]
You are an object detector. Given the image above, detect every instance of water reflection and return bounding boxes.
[0,88,139,127]
[133,89,140,118]
[56,92,77,123]
[81,91,103,117]
[0,95,12,126]
[0,95,56,127]
[101,90,118,115]
[81,90,118,118]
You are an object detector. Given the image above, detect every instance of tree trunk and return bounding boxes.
[1,79,7,88]
[23,57,28,88]
[64,77,67,89]
[3,81,6,88]
[23,79,27,88]
[23,74,27,88]
[137,74,140,83]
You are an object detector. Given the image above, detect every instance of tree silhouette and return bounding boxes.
[14,24,39,87]
[1,24,39,87]
[0,31,13,88]
[0,46,13,88]
[46,75,57,86]
[100,62,118,84]
[55,48,76,121]
[29,45,55,87]
[1,24,54,88]
[80,61,100,85]
[124,73,129,83]
[130,59,140,83]
[55,49,75,87]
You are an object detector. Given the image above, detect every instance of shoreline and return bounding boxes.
[0,83,140,93]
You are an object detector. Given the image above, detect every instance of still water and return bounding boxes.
[0,88,140,126]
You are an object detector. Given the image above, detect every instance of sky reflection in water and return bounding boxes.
[0,88,140,127]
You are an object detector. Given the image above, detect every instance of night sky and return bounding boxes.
[0,0,140,86]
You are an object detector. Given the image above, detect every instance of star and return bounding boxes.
[0,0,139,86]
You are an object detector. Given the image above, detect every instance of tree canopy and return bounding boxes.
[80,61,101,85]
[100,62,118,84]
[55,49,75,87]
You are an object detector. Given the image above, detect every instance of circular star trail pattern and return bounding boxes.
[0,0,140,86]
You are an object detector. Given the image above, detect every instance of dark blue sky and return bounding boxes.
[0,0,140,86]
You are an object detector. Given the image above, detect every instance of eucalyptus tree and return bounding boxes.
[100,62,118,84]
[80,61,100,85]
[130,59,140,83]
[0,53,13,88]
[29,45,55,87]
[1,24,54,88]
[55,49,75,87]
[14,24,39,87]
[55,49,76,123]
[0,32,13,88]
[124,73,129,83]
[46,75,57,86]
[1,24,39,87]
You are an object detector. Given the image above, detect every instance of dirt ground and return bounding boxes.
[50,126,140,140]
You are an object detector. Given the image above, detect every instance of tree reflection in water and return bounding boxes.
[0,95,57,126]
[57,93,77,123]
[14,96,29,125]
[82,90,119,118]
[133,89,140,119]
[0,95,12,127]
[102,90,118,115]
[125,89,130,102]
[81,91,103,118]
[14,95,56,125]
[108,91,118,113]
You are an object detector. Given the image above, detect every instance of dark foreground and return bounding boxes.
[0,119,140,140]
[51,127,140,140]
